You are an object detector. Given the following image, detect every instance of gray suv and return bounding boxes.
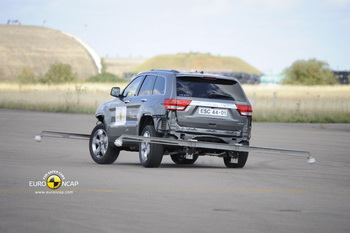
[89,69,252,168]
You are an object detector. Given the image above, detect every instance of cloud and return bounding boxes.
[327,0,350,7]
[189,0,245,16]
[262,0,302,11]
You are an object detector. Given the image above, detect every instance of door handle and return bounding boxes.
[124,99,130,103]
[141,99,147,102]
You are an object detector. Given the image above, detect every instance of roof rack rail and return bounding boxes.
[150,69,180,73]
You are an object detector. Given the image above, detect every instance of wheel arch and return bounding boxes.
[138,115,155,136]
[96,115,104,123]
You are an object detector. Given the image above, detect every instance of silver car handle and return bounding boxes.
[124,99,130,103]
[141,99,147,102]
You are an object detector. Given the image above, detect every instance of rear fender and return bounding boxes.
[138,115,154,135]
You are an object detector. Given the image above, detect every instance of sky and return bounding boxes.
[1,0,349,73]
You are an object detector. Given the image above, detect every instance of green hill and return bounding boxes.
[0,25,99,81]
[131,53,262,75]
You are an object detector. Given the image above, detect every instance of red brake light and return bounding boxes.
[164,99,192,111]
[236,104,253,116]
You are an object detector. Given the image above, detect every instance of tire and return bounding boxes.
[89,123,119,164]
[223,151,248,168]
[139,125,164,168]
[171,154,199,165]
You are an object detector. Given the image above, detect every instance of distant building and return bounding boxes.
[333,71,350,84]
[220,72,260,84]
[260,73,285,84]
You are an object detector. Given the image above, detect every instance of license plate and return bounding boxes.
[198,108,227,116]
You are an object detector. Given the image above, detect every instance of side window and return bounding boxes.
[153,76,165,95]
[122,76,143,97]
[138,75,156,96]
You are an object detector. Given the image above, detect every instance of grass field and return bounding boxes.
[0,83,127,113]
[243,85,350,123]
[0,83,349,123]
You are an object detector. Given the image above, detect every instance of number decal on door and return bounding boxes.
[114,107,127,125]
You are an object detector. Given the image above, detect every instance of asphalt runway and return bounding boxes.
[0,108,349,233]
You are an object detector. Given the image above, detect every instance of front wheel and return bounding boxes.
[139,125,164,168]
[89,123,119,164]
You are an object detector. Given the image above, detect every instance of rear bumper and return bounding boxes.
[174,124,243,137]
[170,123,250,144]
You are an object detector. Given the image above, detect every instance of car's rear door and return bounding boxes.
[124,75,157,135]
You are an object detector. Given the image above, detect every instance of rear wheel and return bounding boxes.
[171,154,199,165]
[139,125,164,167]
[223,149,249,168]
[89,123,119,164]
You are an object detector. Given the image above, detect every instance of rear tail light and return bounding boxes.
[164,99,192,111]
[236,104,253,116]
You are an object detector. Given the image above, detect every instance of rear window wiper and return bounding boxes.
[208,93,234,100]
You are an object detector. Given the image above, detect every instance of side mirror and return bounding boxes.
[110,87,120,97]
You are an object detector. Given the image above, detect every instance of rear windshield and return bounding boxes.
[176,76,247,102]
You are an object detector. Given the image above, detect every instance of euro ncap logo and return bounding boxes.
[46,174,62,189]
[29,170,79,192]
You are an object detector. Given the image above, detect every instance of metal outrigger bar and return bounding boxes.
[34,131,90,142]
[115,135,316,164]
[34,131,316,164]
